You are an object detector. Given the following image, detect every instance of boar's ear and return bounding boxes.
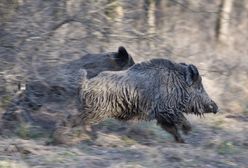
[78,68,88,82]
[185,64,199,86]
[113,46,132,66]
[115,46,129,61]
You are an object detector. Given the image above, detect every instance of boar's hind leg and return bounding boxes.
[62,114,97,138]
[157,121,185,143]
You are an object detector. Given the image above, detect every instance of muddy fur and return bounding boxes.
[66,58,218,143]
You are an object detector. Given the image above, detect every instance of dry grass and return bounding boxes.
[1,113,248,168]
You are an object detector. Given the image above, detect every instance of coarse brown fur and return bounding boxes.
[66,58,218,143]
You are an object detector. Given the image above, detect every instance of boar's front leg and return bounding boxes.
[156,112,191,143]
[157,121,185,143]
[181,115,192,135]
[60,113,94,131]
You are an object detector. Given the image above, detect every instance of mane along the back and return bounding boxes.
[129,59,185,75]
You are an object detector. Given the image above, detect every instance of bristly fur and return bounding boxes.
[60,58,218,143]
[76,58,216,126]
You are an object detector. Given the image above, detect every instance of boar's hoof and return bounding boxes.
[182,124,192,135]
[175,137,185,143]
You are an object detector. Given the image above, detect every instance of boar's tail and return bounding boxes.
[77,69,88,112]
[78,68,88,83]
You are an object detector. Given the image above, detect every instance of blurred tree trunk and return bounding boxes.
[147,0,156,35]
[104,0,123,20]
[216,0,234,45]
[155,0,166,29]
[144,0,156,49]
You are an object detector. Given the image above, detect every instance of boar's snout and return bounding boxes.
[207,100,218,114]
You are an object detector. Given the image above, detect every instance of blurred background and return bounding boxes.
[0,0,248,168]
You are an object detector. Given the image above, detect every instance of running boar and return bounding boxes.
[71,58,218,143]
[2,47,135,128]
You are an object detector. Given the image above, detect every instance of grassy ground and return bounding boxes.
[0,111,248,168]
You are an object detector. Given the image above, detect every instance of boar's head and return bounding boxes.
[183,64,218,115]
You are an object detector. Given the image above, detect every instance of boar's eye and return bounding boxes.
[185,64,199,86]
[196,85,203,92]
[195,79,204,92]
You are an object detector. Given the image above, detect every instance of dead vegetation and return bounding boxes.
[0,0,248,167]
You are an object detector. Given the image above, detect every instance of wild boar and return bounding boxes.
[67,58,218,143]
[3,47,135,129]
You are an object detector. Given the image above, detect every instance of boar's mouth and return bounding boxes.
[189,101,218,116]
[190,106,205,117]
